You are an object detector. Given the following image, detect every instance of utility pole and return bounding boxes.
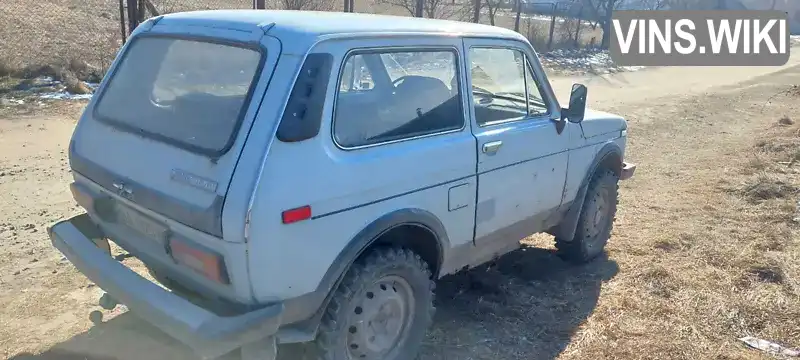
[254,0,266,9]
[415,0,424,17]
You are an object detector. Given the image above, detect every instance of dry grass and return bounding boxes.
[0,0,124,73]
[0,0,600,78]
[420,73,800,359]
[739,173,798,203]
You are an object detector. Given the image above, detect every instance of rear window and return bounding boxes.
[94,36,263,156]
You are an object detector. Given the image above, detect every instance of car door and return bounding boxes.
[463,37,570,246]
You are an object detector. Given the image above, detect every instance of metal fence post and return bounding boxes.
[574,4,583,47]
[547,3,556,50]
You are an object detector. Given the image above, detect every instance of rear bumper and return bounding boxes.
[49,214,284,359]
[620,162,636,181]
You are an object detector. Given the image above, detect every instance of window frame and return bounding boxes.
[468,45,555,128]
[523,54,552,118]
[340,54,375,92]
[331,46,467,151]
[91,33,268,158]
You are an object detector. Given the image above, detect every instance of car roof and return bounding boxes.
[158,10,527,42]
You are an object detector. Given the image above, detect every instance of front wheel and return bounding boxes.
[313,247,435,360]
[556,167,619,263]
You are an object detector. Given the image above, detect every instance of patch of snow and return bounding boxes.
[38,92,94,100]
[792,35,800,45]
[4,76,98,102]
[0,98,25,106]
[540,48,645,75]
[24,76,98,101]
[497,12,569,23]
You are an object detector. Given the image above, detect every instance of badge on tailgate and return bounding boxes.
[170,169,218,193]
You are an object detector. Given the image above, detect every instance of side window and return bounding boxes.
[470,47,528,126]
[333,49,463,148]
[469,47,550,126]
[524,57,549,116]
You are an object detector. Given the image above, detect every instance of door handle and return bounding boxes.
[482,141,503,154]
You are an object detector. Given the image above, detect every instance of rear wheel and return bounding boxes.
[556,167,619,263]
[314,247,435,360]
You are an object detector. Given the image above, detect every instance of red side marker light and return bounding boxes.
[282,205,312,224]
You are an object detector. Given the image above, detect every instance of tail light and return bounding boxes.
[169,237,229,284]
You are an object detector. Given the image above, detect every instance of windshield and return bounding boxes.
[94,36,263,156]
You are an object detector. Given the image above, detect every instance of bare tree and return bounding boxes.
[585,0,625,48]
[664,0,723,10]
[377,0,459,18]
[423,0,456,18]
[638,0,668,9]
[483,0,502,25]
[282,0,334,10]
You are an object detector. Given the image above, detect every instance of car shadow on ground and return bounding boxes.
[419,244,619,359]
[9,244,618,360]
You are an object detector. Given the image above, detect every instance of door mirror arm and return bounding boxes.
[551,114,566,134]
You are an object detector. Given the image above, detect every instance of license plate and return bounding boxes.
[114,204,168,242]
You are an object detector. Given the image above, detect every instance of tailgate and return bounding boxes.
[71,34,270,240]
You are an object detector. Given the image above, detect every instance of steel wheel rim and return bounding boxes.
[345,275,416,359]
[586,186,611,245]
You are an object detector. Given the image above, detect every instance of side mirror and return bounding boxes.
[562,83,587,123]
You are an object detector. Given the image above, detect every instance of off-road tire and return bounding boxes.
[313,247,435,360]
[556,167,619,263]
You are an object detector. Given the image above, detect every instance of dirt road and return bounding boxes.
[1,53,799,360]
